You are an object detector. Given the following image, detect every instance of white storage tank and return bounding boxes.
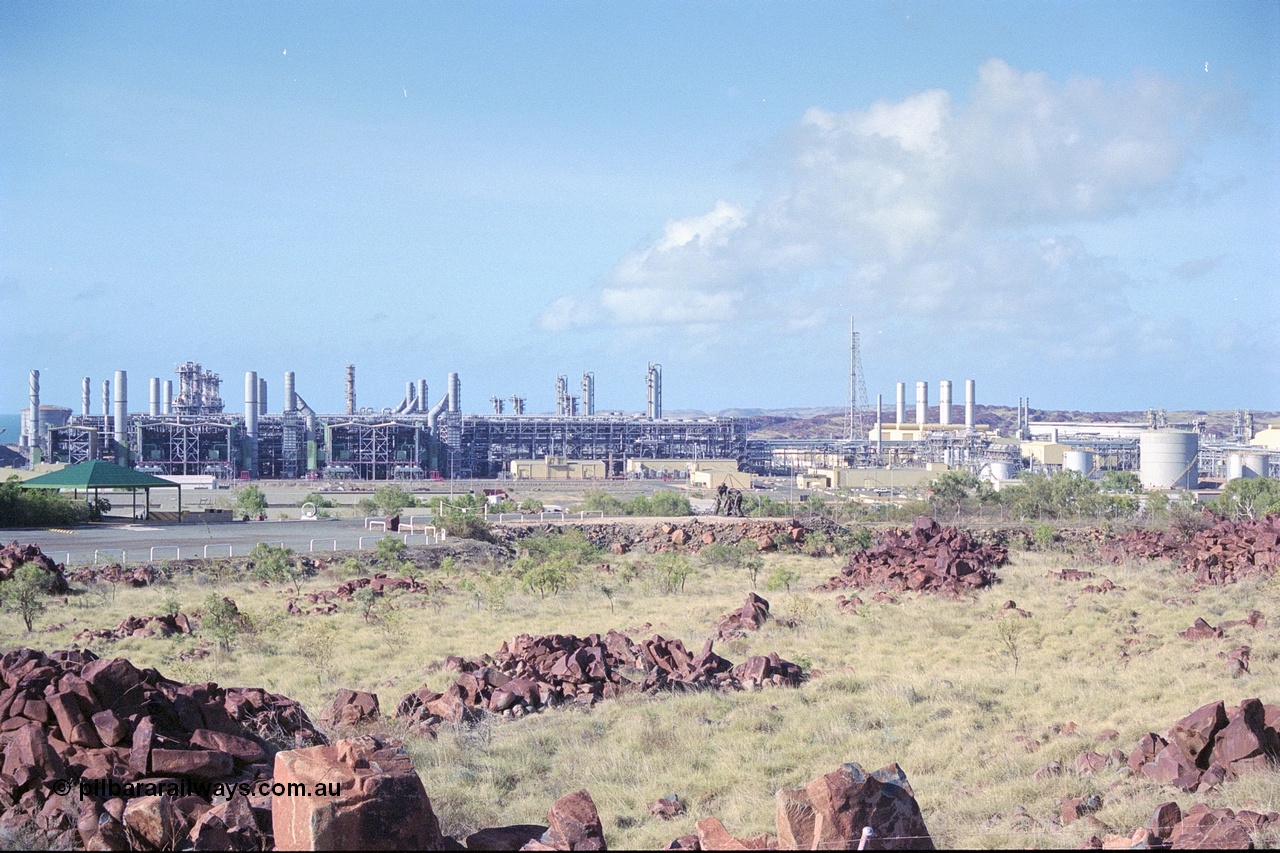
[1227,453,1245,481]
[1063,449,1095,477]
[1243,452,1269,479]
[1139,430,1198,490]
[988,460,1018,480]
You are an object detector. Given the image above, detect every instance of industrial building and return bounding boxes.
[21,362,748,482]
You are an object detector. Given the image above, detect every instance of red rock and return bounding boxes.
[1150,801,1182,840]
[1142,745,1201,791]
[149,748,234,779]
[1074,752,1108,775]
[775,762,933,850]
[1212,698,1271,777]
[1169,701,1228,769]
[90,710,128,747]
[1167,808,1256,849]
[321,688,381,728]
[272,735,443,851]
[695,816,751,850]
[464,824,548,850]
[188,729,266,765]
[121,795,181,850]
[543,789,606,851]
[649,795,686,820]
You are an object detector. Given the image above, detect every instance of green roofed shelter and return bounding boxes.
[20,460,181,520]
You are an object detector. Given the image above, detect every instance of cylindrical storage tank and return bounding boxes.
[149,377,161,416]
[895,382,905,425]
[1226,453,1245,481]
[163,380,173,415]
[1063,449,1095,477]
[1242,453,1269,479]
[915,381,928,426]
[988,460,1018,480]
[965,379,975,428]
[284,372,297,414]
[244,371,258,438]
[113,370,127,450]
[939,380,952,425]
[448,372,460,414]
[82,377,91,417]
[258,378,267,416]
[1139,430,1198,490]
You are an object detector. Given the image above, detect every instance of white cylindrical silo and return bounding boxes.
[1226,453,1245,481]
[163,380,173,415]
[1139,430,1199,490]
[1063,449,1095,477]
[245,371,258,438]
[113,370,127,451]
[915,381,928,426]
[1242,453,1269,480]
[895,382,905,426]
[149,377,161,416]
[939,380,952,425]
[258,378,268,416]
[965,379,975,429]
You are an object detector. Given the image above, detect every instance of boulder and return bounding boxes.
[775,762,933,850]
[272,735,444,851]
[321,689,381,728]
[542,789,606,851]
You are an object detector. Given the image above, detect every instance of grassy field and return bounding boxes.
[4,535,1279,848]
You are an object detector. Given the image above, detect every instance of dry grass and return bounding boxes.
[4,541,1279,848]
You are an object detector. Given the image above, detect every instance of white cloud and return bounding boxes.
[543,59,1232,365]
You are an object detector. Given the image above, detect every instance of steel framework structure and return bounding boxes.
[457,415,746,478]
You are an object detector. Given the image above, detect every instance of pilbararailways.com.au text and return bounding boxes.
[51,778,341,800]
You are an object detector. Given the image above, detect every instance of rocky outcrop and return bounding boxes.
[1098,516,1280,586]
[73,612,194,643]
[774,762,933,850]
[395,630,804,737]
[0,541,69,593]
[820,517,1006,596]
[272,735,443,851]
[1083,800,1279,850]
[320,689,381,729]
[0,647,323,850]
[714,593,771,640]
[1126,698,1280,793]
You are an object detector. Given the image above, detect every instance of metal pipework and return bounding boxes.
[28,370,40,452]
[895,382,905,426]
[426,393,449,431]
[149,377,161,417]
[244,371,258,438]
[113,370,127,451]
[965,379,975,429]
[915,381,928,426]
[939,380,952,426]
[876,392,883,456]
[284,371,297,414]
[581,371,595,416]
[82,377,91,417]
[259,378,268,416]
[646,363,662,419]
[448,372,460,414]
[163,381,173,415]
[345,364,356,415]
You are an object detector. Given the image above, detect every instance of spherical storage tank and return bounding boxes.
[1139,430,1198,490]
[1062,450,1095,477]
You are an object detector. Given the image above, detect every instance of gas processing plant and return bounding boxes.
[15,323,1276,489]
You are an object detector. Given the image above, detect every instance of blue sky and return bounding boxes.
[2,1,1277,417]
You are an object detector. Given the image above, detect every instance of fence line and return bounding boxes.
[309,538,338,553]
[203,544,232,558]
[149,546,180,561]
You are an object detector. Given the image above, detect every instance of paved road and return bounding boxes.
[6,519,431,566]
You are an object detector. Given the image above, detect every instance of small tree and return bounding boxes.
[202,594,243,653]
[235,486,268,516]
[353,586,377,623]
[375,536,407,563]
[765,565,800,593]
[655,552,694,594]
[519,497,544,513]
[373,485,417,515]
[248,544,307,594]
[1,564,49,631]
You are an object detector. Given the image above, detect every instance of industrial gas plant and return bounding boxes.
[13,337,1277,491]
[15,363,744,482]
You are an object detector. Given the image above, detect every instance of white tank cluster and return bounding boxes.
[1226,452,1269,481]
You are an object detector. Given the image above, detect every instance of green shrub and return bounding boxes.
[234,485,267,515]
[0,564,50,631]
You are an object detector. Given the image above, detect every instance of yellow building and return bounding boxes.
[868,423,990,442]
[1250,427,1280,451]
[508,457,608,480]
